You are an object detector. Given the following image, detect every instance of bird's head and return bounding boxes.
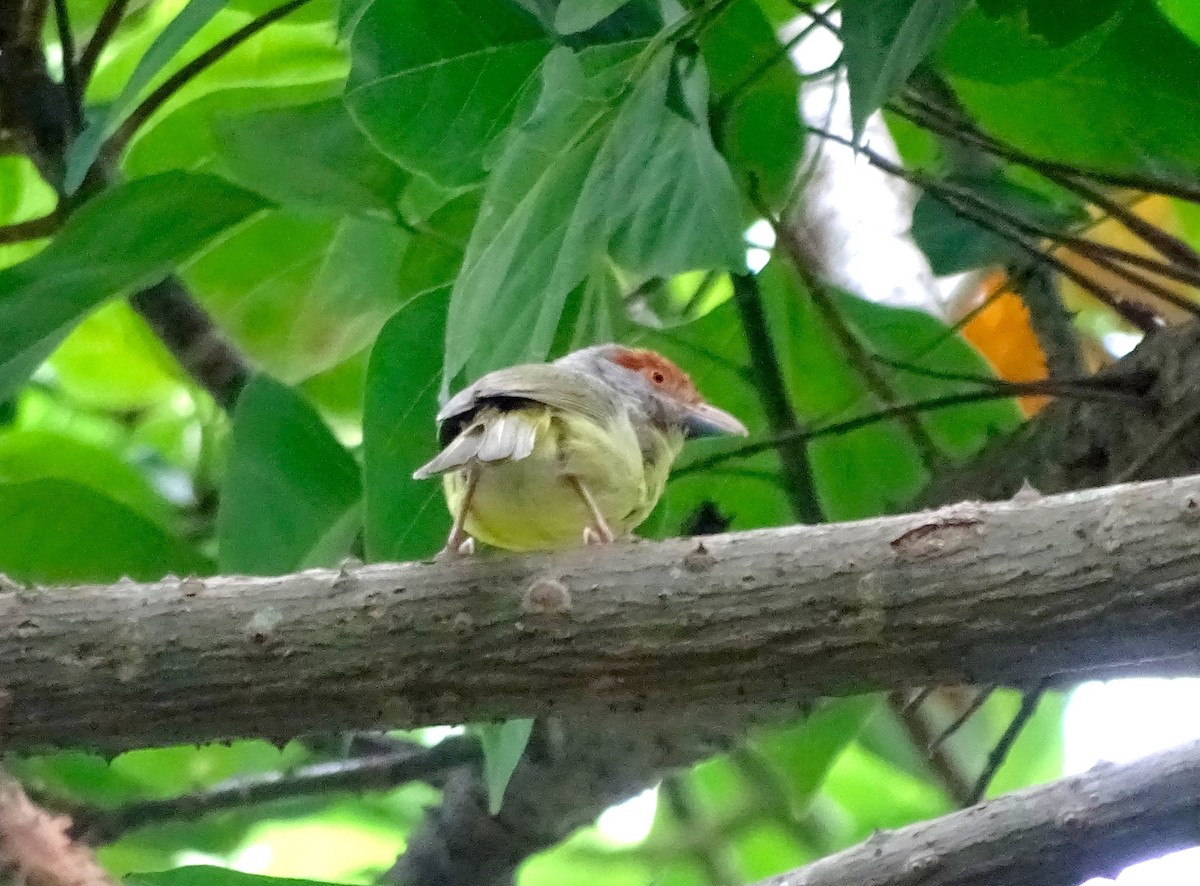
[559,345,749,438]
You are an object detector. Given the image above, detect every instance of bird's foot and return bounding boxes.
[435,536,476,561]
[583,525,615,546]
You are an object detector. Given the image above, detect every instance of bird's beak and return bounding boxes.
[683,402,749,438]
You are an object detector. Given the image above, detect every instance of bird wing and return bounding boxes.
[435,364,617,428]
[412,365,617,480]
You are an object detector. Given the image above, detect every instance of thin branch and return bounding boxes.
[888,691,974,807]
[731,273,825,523]
[1115,403,1200,483]
[754,736,1200,886]
[967,682,1049,805]
[928,686,997,754]
[897,88,1200,206]
[0,211,60,244]
[104,0,316,162]
[1009,262,1084,379]
[78,0,130,87]
[807,125,1166,330]
[674,379,1140,478]
[50,0,83,133]
[64,735,481,842]
[128,276,251,410]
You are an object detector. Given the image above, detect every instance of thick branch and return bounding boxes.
[753,737,1200,886]
[2,474,1200,751]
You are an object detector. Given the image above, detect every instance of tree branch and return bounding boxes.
[753,737,1200,886]
[2,473,1200,751]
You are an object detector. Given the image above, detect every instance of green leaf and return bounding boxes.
[700,0,804,208]
[1159,0,1200,45]
[0,430,177,530]
[345,0,552,186]
[136,868,339,886]
[476,717,535,815]
[64,0,230,193]
[977,0,1127,47]
[841,0,971,137]
[215,98,409,216]
[363,289,452,562]
[0,479,209,583]
[218,375,361,574]
[946,2,1200,177]
[0,172,266,403]
[554,0,629,34]
[445,45,743,388]
[185,210,411,383]
[48,302,183,411]
[754,697,881,805]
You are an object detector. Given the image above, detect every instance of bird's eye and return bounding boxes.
[651,370,665,384]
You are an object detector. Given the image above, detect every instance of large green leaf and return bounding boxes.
[185,210,410,383]
[214,98,409,216]
[445,45,743,388]
[345,0,552,186]
[700,0,804,208]
[0,172,266,403]
[363,289,452,562]
[841,0,971,137]
[945,1,1200,177]
[0,430,177,529]
[218,375,361,575]
[0,480,209,582]
[65,0,230,193]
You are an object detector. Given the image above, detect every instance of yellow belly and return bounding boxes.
[443,409,680,552]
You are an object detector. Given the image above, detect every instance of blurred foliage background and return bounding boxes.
[2,0,1200,882]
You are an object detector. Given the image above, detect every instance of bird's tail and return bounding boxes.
[412,413,541,479]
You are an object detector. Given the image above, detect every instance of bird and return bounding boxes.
[413,344,748,556]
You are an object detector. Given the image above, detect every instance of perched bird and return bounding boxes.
[413,344,748,556]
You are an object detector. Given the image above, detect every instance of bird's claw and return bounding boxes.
[435,536,475,561]
[583,526,614,546]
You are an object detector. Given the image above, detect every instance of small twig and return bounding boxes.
[128,277,253,410]
[673,380,1143,478]
[104,0,316,162]
[0,211,61,244]
[51,0,83,133]
[900,686,934,717]
[929,686,997,753]
[64,735,481,842]
[967,683,1049,805]
[897,89,1200,206]
[889,691,974,807]
[78,0,130,87]
[809,125,1166,330]
[731,273,825,523]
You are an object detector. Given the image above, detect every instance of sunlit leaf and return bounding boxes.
[0,172,266,403]
[345,0,552,186]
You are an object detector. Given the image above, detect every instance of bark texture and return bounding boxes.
[754,737,1200,886]
[923,322,1200,502]
[2,473,1200,752]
